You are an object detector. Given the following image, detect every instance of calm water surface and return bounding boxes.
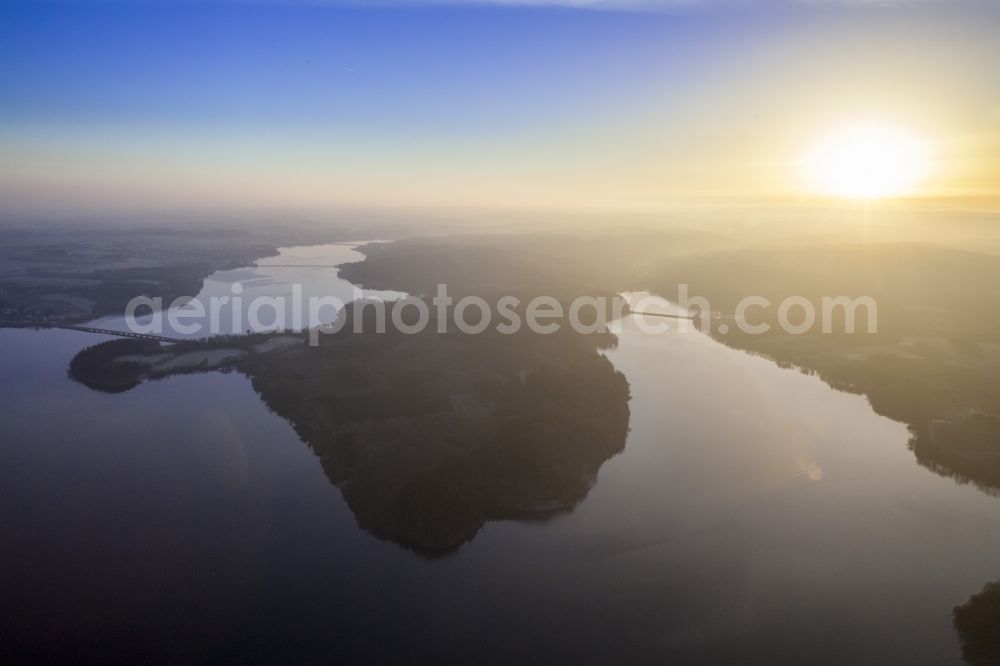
[3,248,1000,663]
[88,243,405,337]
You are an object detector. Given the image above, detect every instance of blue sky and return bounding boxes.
[1,1,997,212]
[0,2,748,131]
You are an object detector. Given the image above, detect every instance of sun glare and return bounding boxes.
[802,124,931,199]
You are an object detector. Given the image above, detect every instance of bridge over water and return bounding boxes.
[54,325,181,343]
[628,310,697,320]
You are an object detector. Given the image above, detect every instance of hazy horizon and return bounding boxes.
[2,0,999,216]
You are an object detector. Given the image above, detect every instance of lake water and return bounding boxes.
[87,242,406,337]
[3,246,1000,662]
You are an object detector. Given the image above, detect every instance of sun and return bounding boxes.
[802,124,931,199]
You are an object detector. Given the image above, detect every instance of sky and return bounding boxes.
[1,0,998,214]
